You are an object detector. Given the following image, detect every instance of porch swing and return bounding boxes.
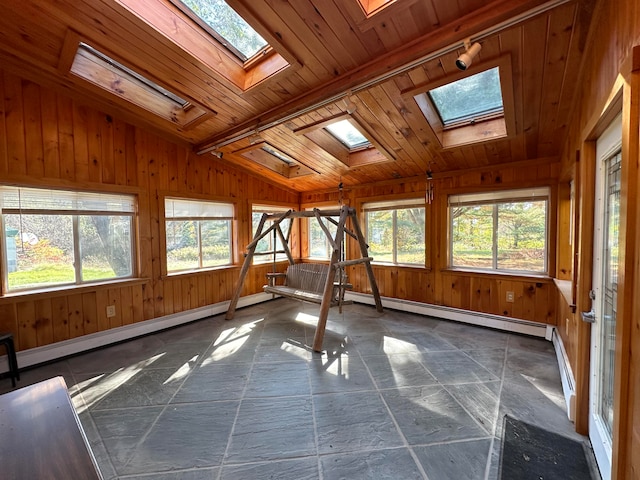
[225,205,383,352]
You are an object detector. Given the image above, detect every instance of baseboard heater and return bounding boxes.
[1,291,555,375]
[345,291,553,339]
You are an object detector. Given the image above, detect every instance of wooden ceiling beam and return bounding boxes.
[195,0,568,153]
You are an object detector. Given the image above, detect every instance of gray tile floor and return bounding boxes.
[1,299,589,479]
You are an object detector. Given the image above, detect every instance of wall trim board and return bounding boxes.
[1,291,555,376]
[345,291,554,339]
[0,292,273,373]
[552,326,577,422]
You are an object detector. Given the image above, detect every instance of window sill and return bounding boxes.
[165,265,236,278]
[553,278,576,312]
[0,277,150,303]
[442,268,551,281]
[370,262,431,272]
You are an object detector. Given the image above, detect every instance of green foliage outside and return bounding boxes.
[367,207,425,265]
[181,0,267,59]
[451,200,546,272]
[5,213,132,290]
[166,219,231,271]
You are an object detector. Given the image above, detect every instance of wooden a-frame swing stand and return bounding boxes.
[225,206,383,352]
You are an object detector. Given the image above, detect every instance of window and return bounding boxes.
[173,0,268,62]
[449,188,549,274]
[364,199,425,265]
[294,113,395,167]
[306,208,340,260]
[165,198,233,272]
[325,119,371,150]
[405,56,515,149]
[252,205,292,264]
[428,67,503,127]
[234,142,316,178]
[69,42,212,128]
[1,187,135,292]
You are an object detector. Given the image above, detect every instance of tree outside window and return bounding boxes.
[449,188,548,273]
[364,200,425,266]
[1,187,135,292]
[165,198,233,273]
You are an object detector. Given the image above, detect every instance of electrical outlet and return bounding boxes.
[106,305,116,318]
[506,291,515,303]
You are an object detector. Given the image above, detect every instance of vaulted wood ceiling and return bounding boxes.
[0,0,595,192]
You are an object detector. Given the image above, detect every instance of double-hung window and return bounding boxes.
[449,188,549,274]
[1,186,135,292]
[165,198,233,272]
[252,205,292,264]
[364,199,425,265]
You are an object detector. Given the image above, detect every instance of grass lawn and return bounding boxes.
[8,264,115,289]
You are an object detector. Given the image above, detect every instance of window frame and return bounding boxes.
[164,197,235,274]
[402,55,515,149]
[169,0,269,63]
[302,204,342,261]
[0,186,137,294]
[363,198,426,266]
[251,204,294,265]
[448,187,550,275]
[294,113,395,167]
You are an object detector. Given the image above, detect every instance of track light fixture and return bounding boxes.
[456,38,481,71]
[343,93,357,115]
[249,130,263,145]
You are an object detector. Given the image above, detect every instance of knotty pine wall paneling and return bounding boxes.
[304,159,560,325]
[0,69,298,353]
[557,0,640,474]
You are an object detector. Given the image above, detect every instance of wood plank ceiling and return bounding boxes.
[0,0,595,192]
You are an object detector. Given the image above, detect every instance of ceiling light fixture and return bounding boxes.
[456,38,482,71]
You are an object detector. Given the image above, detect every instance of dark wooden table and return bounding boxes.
[0,376,103,479]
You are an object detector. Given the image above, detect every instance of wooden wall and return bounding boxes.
[557,0,640,476]
[302,159,559,325]
[0,69,298,352]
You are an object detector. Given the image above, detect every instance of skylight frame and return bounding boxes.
[79,43,190,108]
[402,55,516,150]
[61,33,214,130]
[233,142,317,179]
[426,67,505,129]
[293,112,396,167]
[325,119,372,151]
[170,0,270,64]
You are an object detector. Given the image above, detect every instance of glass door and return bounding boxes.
[589,113,622,480]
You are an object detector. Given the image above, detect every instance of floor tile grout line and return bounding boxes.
[66,361,120,480]
[355,342,431,480]
[214,314,274,480]
[114,337,219,474]
[483,333,511,480]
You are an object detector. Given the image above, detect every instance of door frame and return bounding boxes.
[589,111,622,480]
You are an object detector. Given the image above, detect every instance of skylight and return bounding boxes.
[79,43,189,107]
[69,41,212,128]
[428,67,503,126]
[325,119,371,150]
[176,0,268,61]
[262,145,295,165]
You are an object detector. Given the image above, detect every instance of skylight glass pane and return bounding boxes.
[325,120,371,149]
[180,0,268,60]
[428,67,503,125]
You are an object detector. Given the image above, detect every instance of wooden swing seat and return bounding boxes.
[264,263,352,306]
